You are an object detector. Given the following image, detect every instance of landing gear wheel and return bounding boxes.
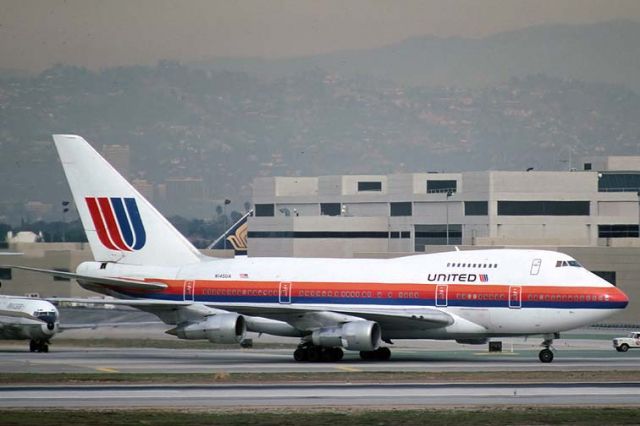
[359,350,373,361]
[323,347,343,362]
[293,347,307,362]
[41,344,49,353]
[377,347,391,361]
[619,344,630,352]
[360,347,391,361]
[307,346,322,362]
[539,348,554,363]
[29,340,37,352]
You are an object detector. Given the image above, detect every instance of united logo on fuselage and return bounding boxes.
[427,273,489,283]
[85,197,146,251]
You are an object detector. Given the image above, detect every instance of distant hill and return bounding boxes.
[196,20,640,92]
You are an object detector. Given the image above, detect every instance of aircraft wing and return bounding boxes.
[48,297,190,307]
[4,265,168,291]
[47,297,452,331]
[207,304,454,330]
[58,321,162,331]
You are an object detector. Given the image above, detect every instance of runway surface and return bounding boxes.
[1,345,640,374]
[2,382,640,408]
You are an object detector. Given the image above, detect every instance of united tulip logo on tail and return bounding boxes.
[85,197,146,251]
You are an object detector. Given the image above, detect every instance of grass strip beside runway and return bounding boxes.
[1,408,640,425]
[3,370,640,384]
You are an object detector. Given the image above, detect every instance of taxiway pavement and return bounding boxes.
[1,382,640,408]
[1,344,639,374]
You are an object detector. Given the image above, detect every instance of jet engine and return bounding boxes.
[311,320,381,351]
[172,313,246,344]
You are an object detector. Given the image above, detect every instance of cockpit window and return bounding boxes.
[34,311,57,323]
[556,260,582,268]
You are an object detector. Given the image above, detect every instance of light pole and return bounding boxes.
[223,199,231,250]
[445,190,452,246]
[61,201,70,243]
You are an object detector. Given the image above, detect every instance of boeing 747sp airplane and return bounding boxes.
[8,135,629,363]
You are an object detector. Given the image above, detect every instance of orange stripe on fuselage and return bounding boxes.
[134,279,626,303]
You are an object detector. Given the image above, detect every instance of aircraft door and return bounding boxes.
[183,280,195,302]
[530,258,542,275]
[435,284,448,307]
[279,282,292,304]
[509,286,522,309]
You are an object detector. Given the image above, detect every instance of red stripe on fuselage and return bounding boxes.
[97,197,131,252]
[137,280,627,304]
[86,197,118,251]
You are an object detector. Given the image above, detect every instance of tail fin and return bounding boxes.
[207,209,253,254]
[53,134,203,266]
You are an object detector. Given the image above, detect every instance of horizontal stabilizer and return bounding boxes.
[5,265,167,291]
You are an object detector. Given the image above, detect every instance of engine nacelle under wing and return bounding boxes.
[311,320,381,351]
[173,313,246,344]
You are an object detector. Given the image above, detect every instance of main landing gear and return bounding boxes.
[538,333,559,363]
[359,347,391,361]
[293,344,392,362]
[29,340,49,353]
[293,344,344,362]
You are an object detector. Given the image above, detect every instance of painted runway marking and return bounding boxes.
[336,366,362,372]
[95,367,119,373]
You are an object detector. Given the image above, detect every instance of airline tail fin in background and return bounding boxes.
[208,209,252,255]
[53,135,203,266]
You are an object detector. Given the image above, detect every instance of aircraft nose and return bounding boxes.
[614,287,629,308]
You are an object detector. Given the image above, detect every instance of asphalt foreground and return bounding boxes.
[2,329,640,425]
[2,407,640,426]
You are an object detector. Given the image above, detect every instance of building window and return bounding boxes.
[414,224,462,250]
[390,202,412,216]
[593,271,616,286]
[584,163,592,171]
[320,203,341,216]
[497,201,590,216]
[357,181,382,192]
[401,231,410,239]
[465,201,488,216]
[0,268,11,280]
[53,268,71,282]
[598,224,639,238]
[390,232,400,239]
[427,180,457,194]
[255,204,275,217]
[598,173,640,193]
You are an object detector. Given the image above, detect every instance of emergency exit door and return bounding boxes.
[183,280,195,302]
[509,286,522,309]
[435,284,448,307]
[279,282,292,304]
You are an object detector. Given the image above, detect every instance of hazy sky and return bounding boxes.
[1,0,639,72]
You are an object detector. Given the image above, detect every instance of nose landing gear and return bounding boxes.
[29,340,49,353]
[538,333,559,363]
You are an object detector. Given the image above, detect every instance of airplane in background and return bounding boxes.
[7,134,629,363]
[207,209,252,255]
[0,295,59,352]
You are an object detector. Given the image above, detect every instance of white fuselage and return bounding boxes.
[77,248,628,340]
